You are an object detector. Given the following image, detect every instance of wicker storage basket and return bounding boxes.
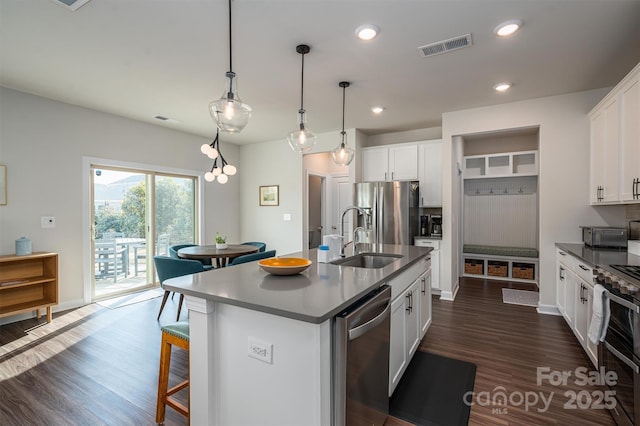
[487,261,508,277]
[512,262,535,280]
[464,259,484,275]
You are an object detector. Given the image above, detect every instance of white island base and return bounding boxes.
[186,295,332,426]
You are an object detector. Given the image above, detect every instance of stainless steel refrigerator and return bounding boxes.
[354,181,419,245]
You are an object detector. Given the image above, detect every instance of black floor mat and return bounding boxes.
[389,351,477,426]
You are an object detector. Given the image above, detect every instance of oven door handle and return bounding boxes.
[604,341,640,374]
[606,291,640,314]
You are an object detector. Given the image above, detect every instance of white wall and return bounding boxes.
[239,129,357,256]
[0,88,240,312]
[441,88,627,309]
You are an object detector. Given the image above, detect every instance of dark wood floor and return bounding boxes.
[0,279,616,425]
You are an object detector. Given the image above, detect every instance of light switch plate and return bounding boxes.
[283,213,292,221]
[41,216,56,228]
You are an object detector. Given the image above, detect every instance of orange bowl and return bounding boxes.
[258,257,312,275]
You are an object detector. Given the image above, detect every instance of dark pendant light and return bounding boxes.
[287,44,317,153]
[331,81,355,166]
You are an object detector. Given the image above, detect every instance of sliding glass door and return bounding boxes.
[91,166,197,300]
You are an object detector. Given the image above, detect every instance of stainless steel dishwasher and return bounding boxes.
[334,285,391,426]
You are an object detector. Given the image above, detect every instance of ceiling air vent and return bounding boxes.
[49,0,92,11]
[418,33,473,58]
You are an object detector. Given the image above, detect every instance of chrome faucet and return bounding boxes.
[340,206,370,257]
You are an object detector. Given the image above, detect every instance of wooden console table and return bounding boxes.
[0,252,58,323]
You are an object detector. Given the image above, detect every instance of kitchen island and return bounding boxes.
[164,244,431,426]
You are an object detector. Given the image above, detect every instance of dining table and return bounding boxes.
[177,244,259,268]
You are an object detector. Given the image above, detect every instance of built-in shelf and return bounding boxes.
[463,254,538,283]
[464,150,538,179]
[0,252,58,323]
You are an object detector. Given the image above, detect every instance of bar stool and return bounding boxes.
[156,321,189,424]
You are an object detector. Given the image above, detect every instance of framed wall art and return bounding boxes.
[259,185,279,206]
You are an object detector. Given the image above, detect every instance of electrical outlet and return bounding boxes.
[283,213,292,221]
[41,216,56,228]
[248,337,273,364]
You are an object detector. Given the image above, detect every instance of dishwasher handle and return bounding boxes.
[347,297,391,341]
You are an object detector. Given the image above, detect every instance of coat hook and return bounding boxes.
[476,189,480,195]
[504,187,508,194]
[519,187,524,193]
[489,188,494,194]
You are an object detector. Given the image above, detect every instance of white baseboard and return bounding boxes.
[439,282,459,301]
[0,298,87,326]
[537,304,562,316]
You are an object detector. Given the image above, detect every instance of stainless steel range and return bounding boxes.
[595,264,640,426]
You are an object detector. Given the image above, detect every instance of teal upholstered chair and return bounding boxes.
[169,244,213,270]
[229,250,276,266]
[241,241,266,252]
[154,256,205,321]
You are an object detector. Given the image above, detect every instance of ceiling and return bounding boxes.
[2,0,640,146]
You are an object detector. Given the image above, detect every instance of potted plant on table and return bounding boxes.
[215,232,228,249]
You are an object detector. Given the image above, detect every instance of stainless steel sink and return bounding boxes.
[331,253,403,269]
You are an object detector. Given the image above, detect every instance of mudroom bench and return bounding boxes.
[463,245,538,283]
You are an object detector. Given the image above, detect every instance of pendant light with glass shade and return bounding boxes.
[287,44,317,153]
[331,81,355,166]
[201,128,237,184]
[208,0,252,133]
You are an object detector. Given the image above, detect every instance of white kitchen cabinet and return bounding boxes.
[419,270,432,338]
[389,290,408,395]
[574,274,597,366]
[590,97,619,202]
[564,268,576,329]
[555,247,598,367]
[388,262,428,396]
[556,260,566,316]
[418,140,442,206]
[590,61,640,204]
[620,72,640,202]
[414,238,440,290]
[362,144,418,182]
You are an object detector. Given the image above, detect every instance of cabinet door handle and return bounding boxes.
[578,264,590,272]
[559,251,566,256]
[385,172,387,181]
[559,266,565,280]
[406,293,411,313]
[421,277,426,294]
[391,171,394,180]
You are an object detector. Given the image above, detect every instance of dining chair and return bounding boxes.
[241,241,266,252]
[156,233,171,256]
[169,244,213,270]
[153,256,205,321]
[229,250,276,266]
[94,239,127,282]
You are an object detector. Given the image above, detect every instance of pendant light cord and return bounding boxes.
[299,52,305,112]
[341,84,346,133]
[228,0,233,73]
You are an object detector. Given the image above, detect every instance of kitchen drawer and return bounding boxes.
[556,248,575,270]
[574,259,595,285]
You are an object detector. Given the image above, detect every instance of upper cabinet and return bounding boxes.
[361,140,442,207]
[589,62,640,204]
[418,140,442,206]
[362,144,418,182]
[463,150,538,179]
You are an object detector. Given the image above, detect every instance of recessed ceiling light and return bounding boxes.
[493,83,512,92]
[371,106,385,114]
[154,115,181,124]
[355,24,379,41]
[494,19,523,37]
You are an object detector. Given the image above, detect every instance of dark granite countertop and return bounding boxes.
[555,243,640,267]
[164,244,431,324]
